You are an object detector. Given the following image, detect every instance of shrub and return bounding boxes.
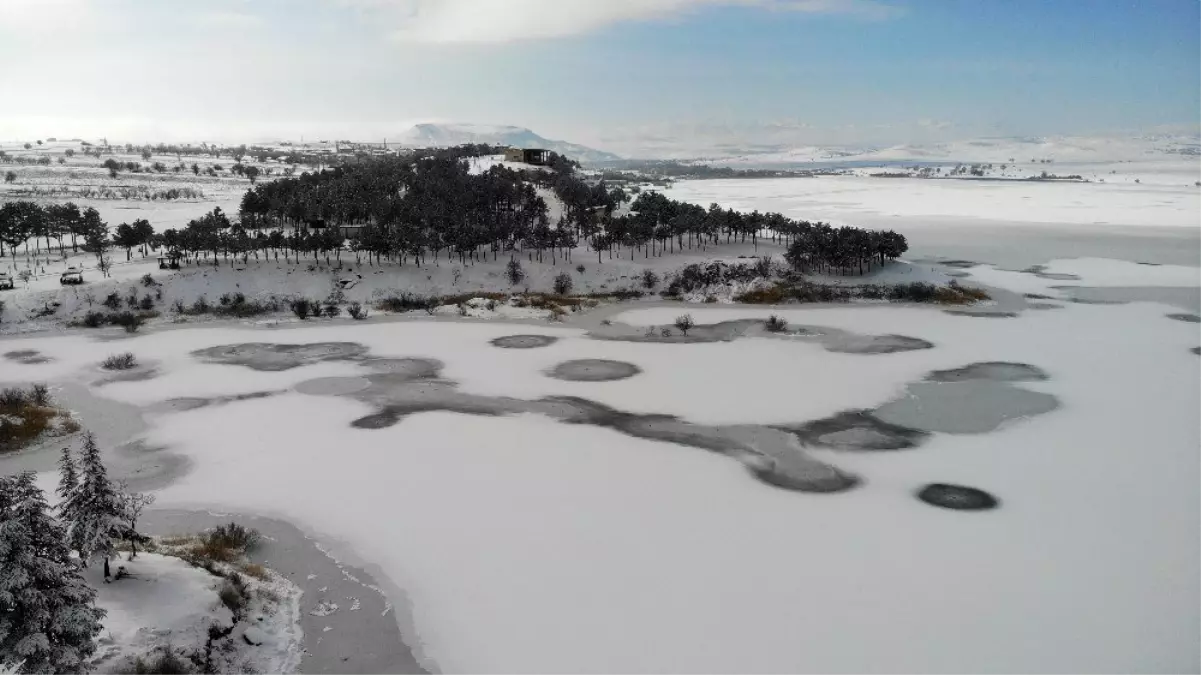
[218,581,247,614]
[102,352,138,370]
[505,257,525,285]
[191,296,210,314]
[82,311,107,328]
[640,269,660,289]
[131,647,194,674]
[674,314,695,335]
[660,327,672,338]
[141,273,157,287]
[103,292,121,310]
[139,295,154,311]
[30,383,51,406]
[207,522,259,552]
[754,256,775,278]
[323,303,341,318]
[290,299,311,319]
[377,293,436,313]
[0,387,29,407]
[765,315,788,332]
[553,272,573,296]
[111,311,145,332]
[347,302,367,320]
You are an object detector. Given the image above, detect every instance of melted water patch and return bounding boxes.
[3,349,51,364]
[191,342,369,371]
[547,359,642,382]
[490,335,560,349]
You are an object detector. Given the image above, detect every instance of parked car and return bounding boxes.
[0,272,13,290]
[60,267,84,285]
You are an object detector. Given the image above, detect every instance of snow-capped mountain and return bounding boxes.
[394,123,621,163]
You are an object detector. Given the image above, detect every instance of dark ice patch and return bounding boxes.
[547,359,642,382]
[917,483,999,511]
[191,342,368,371]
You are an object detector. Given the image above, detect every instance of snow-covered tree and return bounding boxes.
[56,446,78,502]
[59,431,125,579]
[115,481,155,560]
[0,472,105,674]
[56,446,88,558]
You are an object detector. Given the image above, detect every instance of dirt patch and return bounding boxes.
[916,483,999,511]
[3,349,51,364]
[191,342,369,371]
[547,359,642,382]
[489,335,560,349]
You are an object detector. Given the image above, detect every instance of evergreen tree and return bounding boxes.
[56,446,78,502]
[56,446,86,557]
[0,472,105,674]
[59,432,124,580]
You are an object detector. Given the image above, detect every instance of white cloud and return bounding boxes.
[337,0,901,44]
[196,10,264,29]
[0,0,95,35]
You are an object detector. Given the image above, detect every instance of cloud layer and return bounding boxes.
[344,0,900,43]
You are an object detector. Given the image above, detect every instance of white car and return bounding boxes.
[0,272,13,290]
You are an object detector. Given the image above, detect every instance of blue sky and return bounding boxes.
[0,0,1196,154]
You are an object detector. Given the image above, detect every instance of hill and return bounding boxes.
[395,123,621,163]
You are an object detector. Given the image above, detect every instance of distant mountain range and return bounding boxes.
[394,123,622,163]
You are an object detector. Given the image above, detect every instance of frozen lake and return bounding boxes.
[2,166,1199,672]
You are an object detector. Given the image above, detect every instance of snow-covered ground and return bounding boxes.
[663,167,1200,229]
[85,551,302,674]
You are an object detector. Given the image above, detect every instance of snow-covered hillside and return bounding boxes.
[697,133,1201,168]
[394,123,621,163]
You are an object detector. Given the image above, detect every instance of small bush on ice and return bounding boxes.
[102,352,137,370]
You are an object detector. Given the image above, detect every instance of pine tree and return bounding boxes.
[59,431,125,579]
[56,446,88,559]
[0,472,105,674]
[56,446,78,502]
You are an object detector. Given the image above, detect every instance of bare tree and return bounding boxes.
[674,314,695,335]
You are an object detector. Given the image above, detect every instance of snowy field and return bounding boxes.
[663,163,1201,229]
